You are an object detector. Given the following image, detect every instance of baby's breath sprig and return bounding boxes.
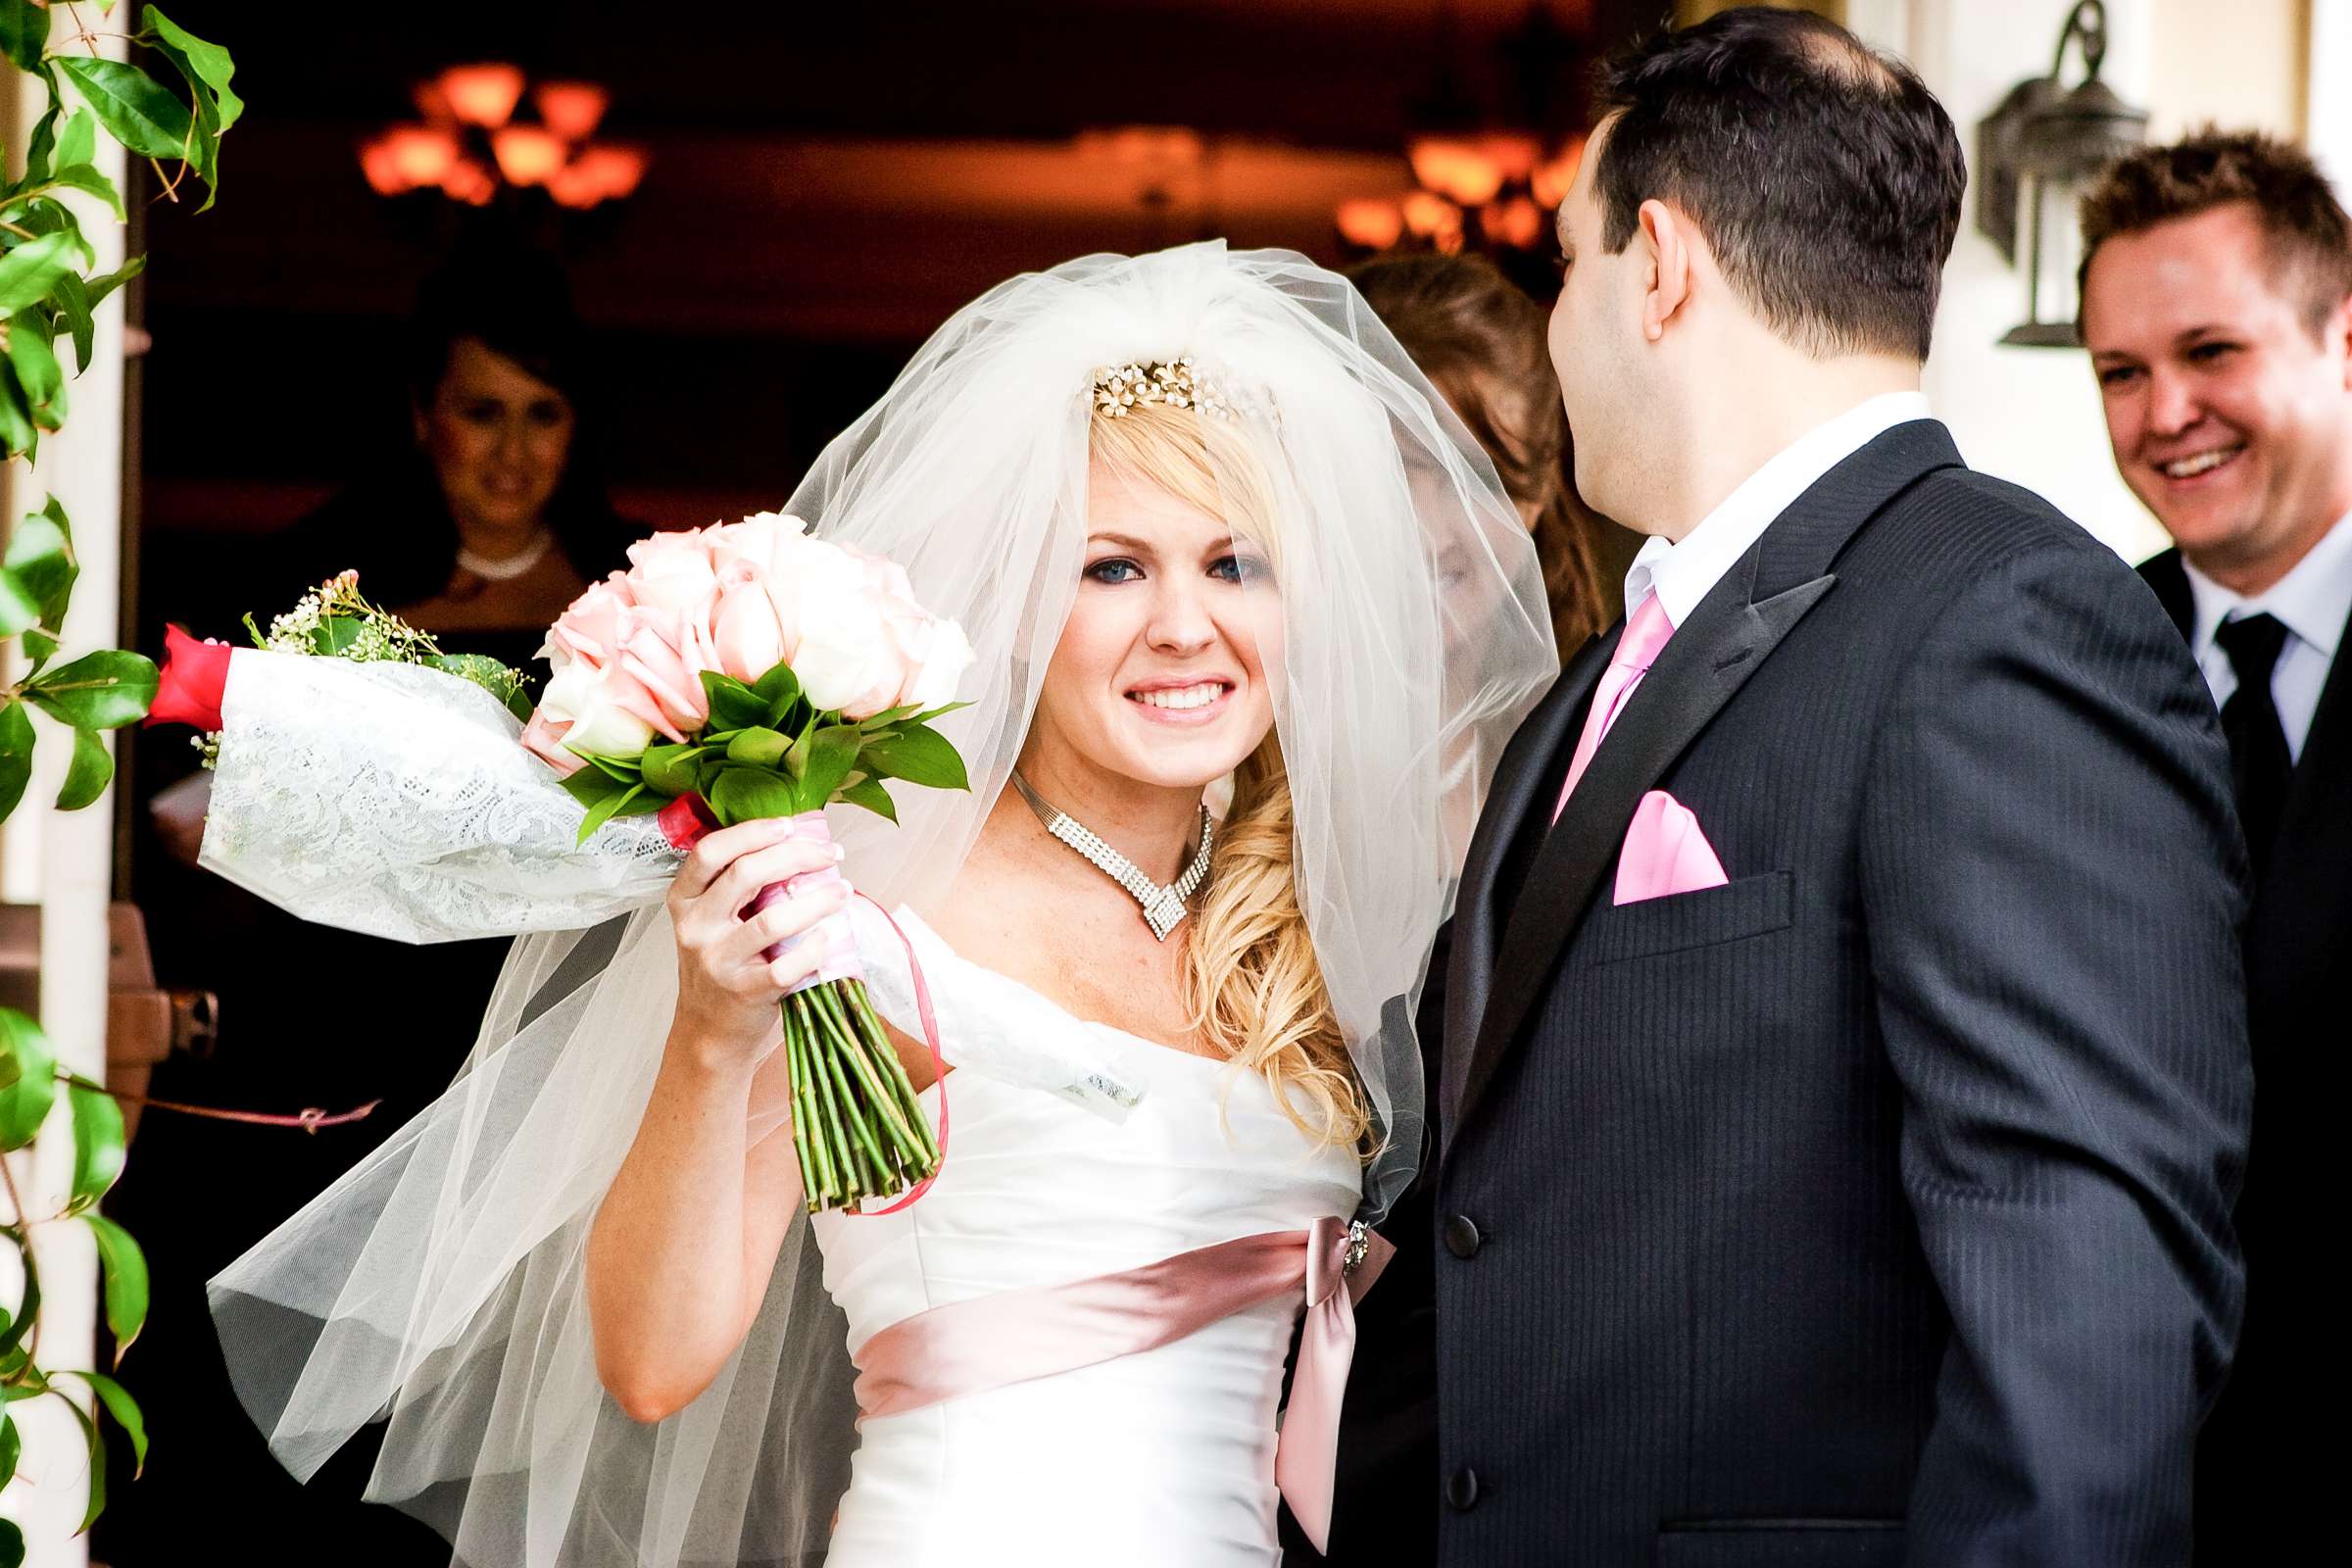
[240,570,532,719]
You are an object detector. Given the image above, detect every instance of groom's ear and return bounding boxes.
[1638,198,1695,344]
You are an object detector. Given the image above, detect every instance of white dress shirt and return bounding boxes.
[2183,511,2352,764]
[1623,391,1936,627]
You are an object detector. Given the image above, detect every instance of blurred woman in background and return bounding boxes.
[1351,250,1626,655]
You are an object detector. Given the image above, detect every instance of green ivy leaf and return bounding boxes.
[837,775,898,822]
[725,725,791,768]
[50,270,94,372]
[0,365,37,463]
[5,315,66,430]
[59,1387,106,1532]
[0,227,81,317]
[0,1236,34,1362]
[56,725,112,810]
[0,1,47,73]
[0,1005,56,1151]
[802,723,863,808]
[0,1406,18,1491]
[0,1511,19,1567]
[707,765,797,826]
[23,649,159,730]
[56,1368,145,1479]
[858,722,969,792]
[67,1080,126,1211]
[640,742,703,797]
[0,569,38,639]
[0,702,34,824]
[142,8,240,208]
[85,1213,148,1361]
[56,110,99,174]
[19,627,56,677]
[47,162,126,224]
[5,503,77,629]
[82,253,143,309]
[52,56,194,163]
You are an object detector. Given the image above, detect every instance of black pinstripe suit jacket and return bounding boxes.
[1362,422,2249,1567]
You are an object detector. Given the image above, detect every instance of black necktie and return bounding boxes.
[2214,612,2293,874]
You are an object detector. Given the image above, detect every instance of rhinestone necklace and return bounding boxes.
[456,528,556,583]
[1008,771,1214,942]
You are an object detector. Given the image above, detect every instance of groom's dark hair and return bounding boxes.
[1590,6,1966,362]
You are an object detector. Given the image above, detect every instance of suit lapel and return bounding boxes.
[1444,419,1965,1157]
[1440,628,1616,1130]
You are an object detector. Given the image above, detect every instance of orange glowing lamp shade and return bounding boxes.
[572,143,648,201]
[492,124,566,186]
[1408,137,1504,208]
[440,157,498,207]
[1336,198,1406,251]
[1531,136,1586,210]
[1480,133,1543,183]
[1483,196,1545,250]
[1401,189,1462,239]
[438,63,525,128]
[361,123,460,193]
[535,80,609,143]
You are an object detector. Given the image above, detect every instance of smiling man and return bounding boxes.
[2080,129,2352,1560]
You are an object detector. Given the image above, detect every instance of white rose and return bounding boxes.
[901,616,974,710]
[789,548,906,715]
[541,657,657,759]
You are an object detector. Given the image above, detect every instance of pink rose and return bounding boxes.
[626,527,721,619]
[710,560,803,684]
[706,511,809,576]
[541,573,635,667]
[616,611,715,740]
[528,657,660,765]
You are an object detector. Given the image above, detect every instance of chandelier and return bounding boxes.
[1337,131,1582,255]
[360,64,647,211]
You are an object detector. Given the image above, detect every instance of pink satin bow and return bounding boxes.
[849,1216,1394,1553]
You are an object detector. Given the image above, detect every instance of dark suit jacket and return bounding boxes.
[2138,547,2349,1558]
[1331,423,2251,1568]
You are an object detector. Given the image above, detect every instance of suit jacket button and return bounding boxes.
[1444,1214,1482,1258]
[1446,1466,1481,1511]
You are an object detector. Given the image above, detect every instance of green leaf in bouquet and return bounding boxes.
[837,775,898,822]
[85,1212,148,1361]
[0,1005,57,1151]
[23,649,159,730]
[614,788,668,818]
[582,751,643,785]
[56,1368,145,1479]
[802,723,862,808]
[0,225,80,316]
[5,314,65,429]
[52,56,194,163]
[708,765,797,826]
[858,722,969,792]
[423,652,530,719]
[66,1079,126,1212]
[5,500,77,630]
[575,781,647,842]
[0,701,34,822]
[56,725,113,810]
[0,3,50,74]
[725,726,791,769]
[558,760,627,808]
[639,742,704,797]
[309,614,366,656]
[702,669,770,733]
[906,701,972,727]
[753,660,803,719]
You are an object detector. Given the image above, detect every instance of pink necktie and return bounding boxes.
[1553,591,1675,823]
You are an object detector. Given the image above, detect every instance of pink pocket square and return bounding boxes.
[1613,790,1731,906]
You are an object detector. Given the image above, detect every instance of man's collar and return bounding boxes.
[2185,509,2352,661]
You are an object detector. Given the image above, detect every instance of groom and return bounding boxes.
[1328,10,2252,1566]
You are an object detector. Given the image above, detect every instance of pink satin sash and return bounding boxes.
[849,1215,1394,1552]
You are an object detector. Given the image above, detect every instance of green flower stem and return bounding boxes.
[792,1002,845,1205]
[844,983,940,1165]
[817,1026,892,1192]
[816,982,931,1174]
[795,993,863,1202]
[781,1010,822,1213]
[808,985,927,1172]
[809,1002,888,1192]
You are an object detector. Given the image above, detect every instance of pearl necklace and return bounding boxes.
[456,528,556,582]
[1009,771,1214,942]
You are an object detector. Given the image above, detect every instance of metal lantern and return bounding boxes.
[1976,0,2149,346]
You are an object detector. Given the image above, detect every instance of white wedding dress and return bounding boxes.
[814,906,1362,1568]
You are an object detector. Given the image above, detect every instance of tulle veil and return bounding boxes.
[208,241,1555,1565]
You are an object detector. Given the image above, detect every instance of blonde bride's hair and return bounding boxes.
[1088,400,1372,1155]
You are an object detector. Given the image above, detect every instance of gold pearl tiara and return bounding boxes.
[1091,357,1235,420]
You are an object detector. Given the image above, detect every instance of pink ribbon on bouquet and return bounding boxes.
[849,1213,1393,1552]
[660,794,949,1216]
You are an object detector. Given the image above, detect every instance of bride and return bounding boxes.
[208,243,1553,1566]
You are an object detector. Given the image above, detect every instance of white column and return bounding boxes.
[1854,0,2168,562]
[2311,0,2352,184]
[0,24,132,1567]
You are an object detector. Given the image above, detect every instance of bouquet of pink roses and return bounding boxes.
[521,514,973,1212]
[152,514,974,1215]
